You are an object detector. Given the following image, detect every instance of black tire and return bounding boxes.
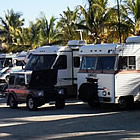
[55,97,65,109]
[8,94,17,109]
[88,101,95,108]
[26,96,37,111]
[118,97,133,110]
[79,83,98,102]
[88,101,100,108]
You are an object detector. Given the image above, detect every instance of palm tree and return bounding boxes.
[57,7,81,44]
[78,0,111,43]
[0,9,24,51]
[123,0,140,35]
[35,13,60,46]
[16,23,39,50]
[103,1,134,43]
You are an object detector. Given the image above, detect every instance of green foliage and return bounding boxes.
[0,0,140,52]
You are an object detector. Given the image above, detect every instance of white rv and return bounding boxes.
[78,36,140,109]
[24,40,86,97]
[0,53,26,83]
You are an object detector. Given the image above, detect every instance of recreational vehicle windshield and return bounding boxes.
[25,54,57,70]
[78,36,140,109]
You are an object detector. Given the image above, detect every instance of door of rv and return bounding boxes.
[53,52,72,86]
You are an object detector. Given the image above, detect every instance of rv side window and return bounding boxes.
[74,57,80,68]
[53,55,67,69]
[118,56,136,70]
[9,76,15,85]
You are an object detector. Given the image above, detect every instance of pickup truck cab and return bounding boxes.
[7,69,65,110]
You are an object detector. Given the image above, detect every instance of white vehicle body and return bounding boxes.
[78,36,140,108]
[0,53,25,82]
[24,49,35,63]
[16,51,27,62]
[25,40,86,97]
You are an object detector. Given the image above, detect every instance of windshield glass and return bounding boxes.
[25,54,57,70]
[81,57,97,70]
[0,58,5,69]
[80,56,116,71]
[0,58,13,68]
[96,56,116,70]
[26,74,31,84]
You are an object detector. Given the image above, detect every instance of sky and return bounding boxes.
[0,0,115,27]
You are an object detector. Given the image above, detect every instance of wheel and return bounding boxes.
[88,100,100,108]
[26,96,37,111]
[118,97,133,110]
[55,97,65,109]
[79,83,98,102]
[8,94,17,109]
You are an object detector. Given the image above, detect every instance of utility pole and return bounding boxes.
[117,0,122,43]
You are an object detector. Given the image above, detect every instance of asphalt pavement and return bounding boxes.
[0,97,140,140]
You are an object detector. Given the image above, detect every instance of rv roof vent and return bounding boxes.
[68,40,86,47]
[126,36,140,43]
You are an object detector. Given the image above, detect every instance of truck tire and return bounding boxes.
[8,94,17,109]
[118,97,133,110]
[26,96,37,111]
[79,83,98,102]
[55,96,65,109]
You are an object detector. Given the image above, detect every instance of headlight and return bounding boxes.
[36,91,44,96]
[102,90,107,96]
[57,89,64,95]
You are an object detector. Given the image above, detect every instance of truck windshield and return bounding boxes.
[81,57,96,70]
[0,59,5,69]
[0,58,13,69]
[25,54,57,70]
[80,56,116,71]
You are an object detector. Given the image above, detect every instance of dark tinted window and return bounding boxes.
[15,75,25,85]
[27,74,31,84]
[16,60,25,66]
[4,58,13,67]
[9,76,15,85]
[0,58,5,69]
[118,56,136,70]
[96,56,116,70]
[80,56,116,70]
[53,55,67,69]
[74,57,80,68]
[25,54,57,70]
[80,57,96,70]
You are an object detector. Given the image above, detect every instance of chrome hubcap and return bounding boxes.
[10,97,14,106]
[28,98,34,109]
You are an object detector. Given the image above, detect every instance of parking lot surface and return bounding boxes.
[0,97,140,140]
